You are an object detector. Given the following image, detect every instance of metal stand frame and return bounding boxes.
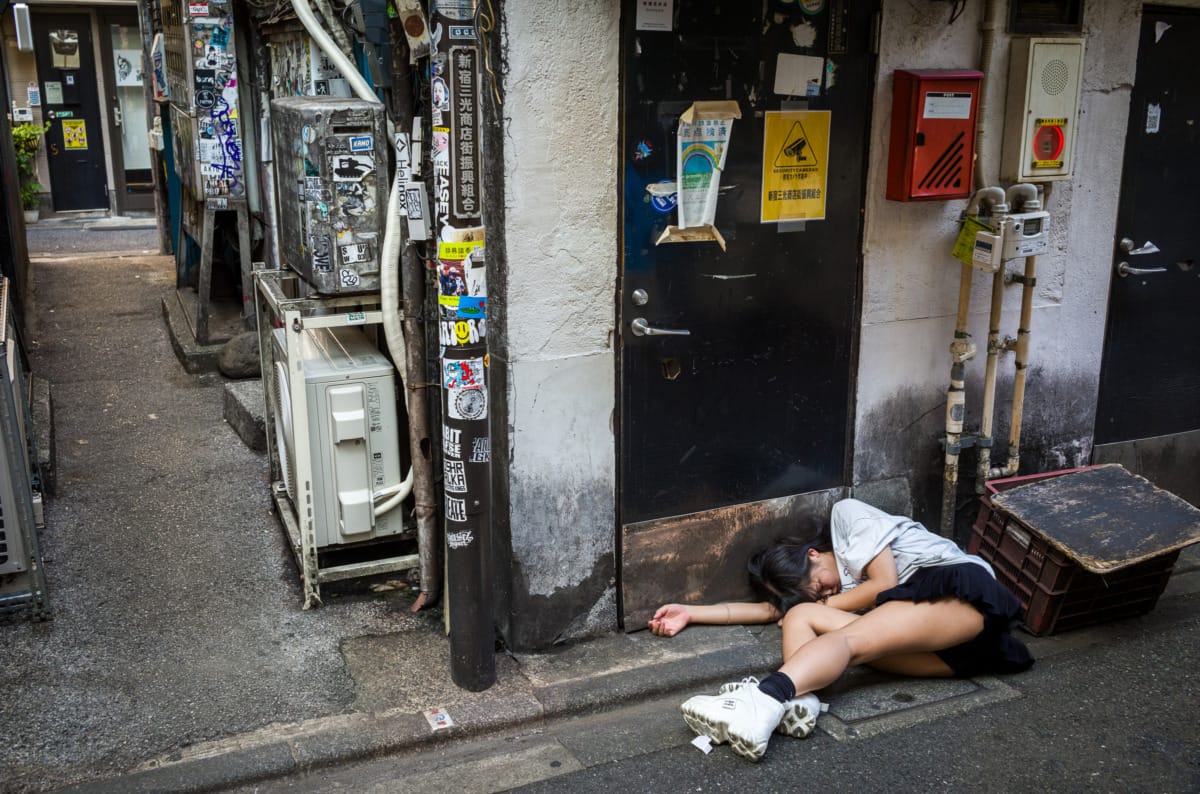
[253,267,418,608]
[0,279,49,621]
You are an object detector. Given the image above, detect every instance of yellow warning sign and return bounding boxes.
[62,119,88,150]
[761,110,830,223]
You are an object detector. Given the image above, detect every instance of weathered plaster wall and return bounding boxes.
[856,0,1163,529]
[498,0,620,649]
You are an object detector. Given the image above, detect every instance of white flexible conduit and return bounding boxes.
[293,0,413,516]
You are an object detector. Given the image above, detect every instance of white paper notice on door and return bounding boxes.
[655,100,741,252]
[636,0,673,32]
[1146,103,1161,134]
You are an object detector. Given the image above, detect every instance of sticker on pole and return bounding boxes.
[761,110,830,223]
[448,386,487,420]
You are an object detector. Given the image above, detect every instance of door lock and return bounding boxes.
[1118,238,1160,256]
[630,317,690,337]
[1116,261,1167,278]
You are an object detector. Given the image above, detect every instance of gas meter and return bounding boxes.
[1000,211,1050,259]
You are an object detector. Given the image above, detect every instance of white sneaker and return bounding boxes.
[718,678,822,739]
[681,685,784,761]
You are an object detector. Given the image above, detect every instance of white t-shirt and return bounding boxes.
[830,498,994,591]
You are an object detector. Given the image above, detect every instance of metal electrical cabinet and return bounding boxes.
[886,69,984,201]
[261,21,354,99]
[161,0,245,199]
[271,97,388,294]
[1002,37,1085,182]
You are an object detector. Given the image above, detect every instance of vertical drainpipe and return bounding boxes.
[387,39,440,613]
[431,0,494,691]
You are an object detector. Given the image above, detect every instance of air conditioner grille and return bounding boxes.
[273,361,296,502]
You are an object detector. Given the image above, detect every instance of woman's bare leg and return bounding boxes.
[780,602,860,660]
[779,598,983,694]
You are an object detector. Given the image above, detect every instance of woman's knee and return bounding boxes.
[782,602,857,635]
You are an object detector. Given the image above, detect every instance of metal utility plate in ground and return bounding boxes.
[989,464,1200,573]
[816,668,1022,741]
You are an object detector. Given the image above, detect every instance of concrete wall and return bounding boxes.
[853,0,1197,530]
[497,0,620,649]
[494,0,1200,648]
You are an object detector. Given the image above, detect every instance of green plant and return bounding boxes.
[18,180,44,211]
[12,122,50,210]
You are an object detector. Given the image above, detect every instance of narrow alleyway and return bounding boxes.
[4,222,1198,793]
[0,226,449,792]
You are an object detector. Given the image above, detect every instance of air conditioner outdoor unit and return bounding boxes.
[271,326,404,549]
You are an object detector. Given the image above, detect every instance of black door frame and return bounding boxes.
[614,1,874,627]
[95,8,155,214]
[30,8,110,212]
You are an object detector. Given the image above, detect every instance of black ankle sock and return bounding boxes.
[757,671,796,703]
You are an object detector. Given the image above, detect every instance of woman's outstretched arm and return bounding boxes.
[649,601,780,637]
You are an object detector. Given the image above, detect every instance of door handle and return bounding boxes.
[1117,261,1167,278]
[630,317,690,337]
[113,106,123,127]
[1118,238,1160,256]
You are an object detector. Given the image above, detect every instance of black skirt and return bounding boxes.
[876,562,1034,677]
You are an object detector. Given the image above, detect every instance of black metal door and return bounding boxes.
[32,13,109,211]
[619,1,873,613]
[1095,8,1200,445]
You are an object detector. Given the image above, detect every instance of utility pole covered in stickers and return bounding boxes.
[431,0,493,691]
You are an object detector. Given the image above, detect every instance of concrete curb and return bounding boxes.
[58,632,779,793]
[223,380,266,452]
[161,293,224,374]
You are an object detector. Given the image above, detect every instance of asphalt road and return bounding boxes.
[25,222,160,256]
[232,590,1200,793]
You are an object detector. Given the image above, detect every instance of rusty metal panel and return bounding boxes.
[620,489,841,631]
[990,464,1200,573]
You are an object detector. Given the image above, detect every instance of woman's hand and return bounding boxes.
[648,604,691,637]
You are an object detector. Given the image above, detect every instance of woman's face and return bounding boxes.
[806,550,841,601]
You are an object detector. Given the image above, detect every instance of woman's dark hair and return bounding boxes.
[747,533,833,614]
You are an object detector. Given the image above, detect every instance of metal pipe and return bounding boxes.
[974,0,1000,190]
[989,183,1045,479]
[941,188,1006,534]
[975,267,1005,492]
[388,46,441,613]
[993,253,1038,479]
[940,259,976,535]
[1005,183,1039,211]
